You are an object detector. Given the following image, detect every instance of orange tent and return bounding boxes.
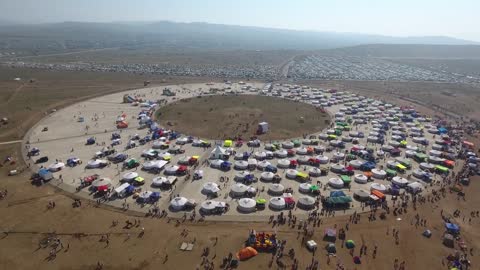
[371,190,385,200]
[237,247,258,261]
[363,171,373,178]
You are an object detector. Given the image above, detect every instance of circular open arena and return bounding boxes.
[156,95,329,140]
[23,81,462,221]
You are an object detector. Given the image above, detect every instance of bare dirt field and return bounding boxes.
[0,67,219,141]
[157,95,329,140]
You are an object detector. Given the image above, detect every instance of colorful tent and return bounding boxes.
[345,240,355,249]
[224,140,233,147]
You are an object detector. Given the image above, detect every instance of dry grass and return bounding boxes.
[157,95,329,140]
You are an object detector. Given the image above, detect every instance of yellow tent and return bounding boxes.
[396,163,406,170]
[224,140,233,147]
[297,172,308,179]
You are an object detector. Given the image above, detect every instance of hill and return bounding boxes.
[0,21,477,56]
[320,44,480,58]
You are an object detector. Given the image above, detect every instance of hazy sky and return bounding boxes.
[1,0,479,41]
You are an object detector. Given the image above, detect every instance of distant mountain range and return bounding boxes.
[0,21,478,54]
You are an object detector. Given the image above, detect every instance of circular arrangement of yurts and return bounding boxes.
[24,81,463,220]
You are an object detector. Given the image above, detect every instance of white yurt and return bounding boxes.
[392,176,409,187]
[309,167,322,177]
[237,198,256,213]
[235,171,251,181]
[389,141,400,147]
[178,156,191,165]
[286,169,299,179]
[376,150,385,157]
[277,159,290,168]
[332,152,345,161]
[318,133,329,140]
[268,183,285,195]
[282,141,294,149]
[269,197,286,210]
[47,162,65,172]
[247,158,257,167]
[299,183,312,193]
[298,196,316,209]
[275,149,288,158]
[412,137,426,144]
[328,178,344,189]
[202,182,220,194]
[354,174,368,184]
[429,150,442,157]
[431,144,444,151]
[264,143,276,151]
[406,145,419,151]
[349,160,363,169]
[122,171,139,182]
[92,177,112,187]
[254,151,267,160]
[165,165,179,175]
[86,159,106,169]
[428,156,444,164]
[314,146,325,153]
[261,171,275,181]
[297,156,310,164]
[231,183,248,197]
[420,162,435,171]
[234,152,245,160]
[386,160,398,169]
[200,200,218,213]
[381,145,394,152]
[330,164,345,173]
[170,197,188,211]
[370,183,387,193]
[234,160,248,170]
[317,155,329,164]
[152,176,168,187]
[371,169,387,179]
[405,150,416,158]
[302,139,312,145]
[297,147,308,155]
[257,160,271,170]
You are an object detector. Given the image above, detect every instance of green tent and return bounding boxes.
[345,240,355,249]
[310,185,320,192]
[385,169,397,177]
[414,153,428,162]
[292,139,301,147]
[336,122,348,127]
[340,175,351,184]
[435,165,449,173]
[256,198,266,204]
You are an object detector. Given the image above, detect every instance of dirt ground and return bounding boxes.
[1,151,480,270]
[0,67,220,141]
[1,68,480,269]
[157,95,329,140]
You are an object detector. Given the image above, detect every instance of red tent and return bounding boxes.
[97,185,108,192]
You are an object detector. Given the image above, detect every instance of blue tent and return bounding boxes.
[86,137,95,145]
[150,192,161,201]
[330,191,346,197]
[445,223,460,234]
[438,127,448,134]
[38,168,53,181]
[126,185,135,194]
